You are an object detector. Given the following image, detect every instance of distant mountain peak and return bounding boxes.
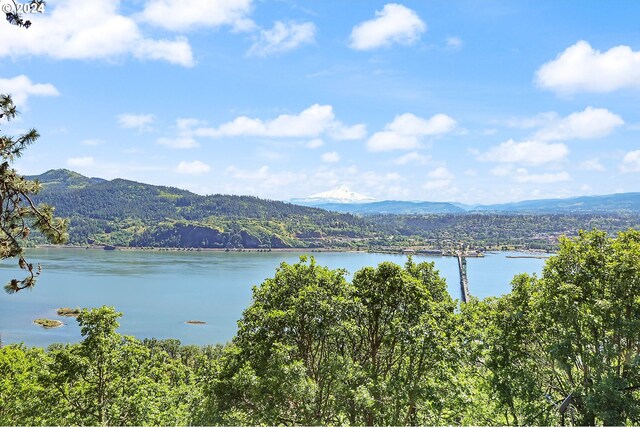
[306,185,375,204]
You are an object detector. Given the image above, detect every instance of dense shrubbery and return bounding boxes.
[2,229,640,425]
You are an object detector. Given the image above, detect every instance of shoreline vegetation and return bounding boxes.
[33,243,550,257]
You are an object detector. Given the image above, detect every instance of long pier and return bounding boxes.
[457,253,470,303]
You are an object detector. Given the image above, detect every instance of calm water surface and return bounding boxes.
[0,248,548,347]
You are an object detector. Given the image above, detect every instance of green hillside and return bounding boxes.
[27,169,376,249]
[25,169,640,251]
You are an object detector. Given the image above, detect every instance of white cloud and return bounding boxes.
[321,151,340,163]
[329,123,367,140]
[536,41,640,94]
[155,118,204,149]
[393,151,430,165]
[67,156,95,167]
[0,75,59,107]
[306,138,324,149]
[514,171,571,184]
[139,0,254,32]
[367,132,419,152]
[0,0,194,66]
[367,113,456,151]
[580,158,606,172]
[157,137,199,149]
[248,21,315,57]
[478,140,569,165]
[195,104,364,139]
[445,36,463,51]
[620,150,640,173]
[175,160,210,174]
[490,165,513,176]
[533,107,623,141]
[117,113,155,131]
[387,113,456,136]
[349,3,426,50]
[423,167,454,190]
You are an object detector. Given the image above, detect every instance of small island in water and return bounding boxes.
[56,307,81,317]
[34,318,63,329]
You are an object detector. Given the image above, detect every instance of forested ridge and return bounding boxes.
[27,169,375,249]
[26,169,640,251]
[2,230,640,425]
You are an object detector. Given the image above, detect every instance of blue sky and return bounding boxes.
[1,0,639,203]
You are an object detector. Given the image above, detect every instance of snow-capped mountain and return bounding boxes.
[291,185,376,205]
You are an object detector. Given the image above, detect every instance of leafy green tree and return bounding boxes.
[205,257,352,425]
[204,257,462,425]
[344,260,460,425]
[0,344,52,425]
[484,229,640,425]
[43,306,197,425]
[1,94,67,293]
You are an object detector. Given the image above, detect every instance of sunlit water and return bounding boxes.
[0,248,548,347]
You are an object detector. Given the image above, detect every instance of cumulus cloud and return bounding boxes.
[321,151,340,163]
[367,113,456,151]
[175,160,210,174]
[536,41,640,94]
[533,107,623,141]
[0,75,59,107]
[423,167,454,190]
[329,123,367,140]
[477,140,569,165]
[155,118,205,149]
[0,0,194,66]
[195,104,364,139]
[117,113,155,131]
[620,150,640,173]
[248,21,315,57]
[67,156,95,167]
[350,3,426,50]
[306,138,324,149]
[139,0,254,32]
[393,152,430,165]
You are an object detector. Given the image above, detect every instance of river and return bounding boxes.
[0,248,548,347]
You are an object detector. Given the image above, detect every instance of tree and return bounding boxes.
[44,306,198,426]
[483,229,640,425]
[0,94,68,293]
[205,257,463,425]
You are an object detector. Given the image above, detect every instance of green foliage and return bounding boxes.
[205,257,464,425]
[0,95,68,293]
[2,229,640,425]
[474,229,640,425]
